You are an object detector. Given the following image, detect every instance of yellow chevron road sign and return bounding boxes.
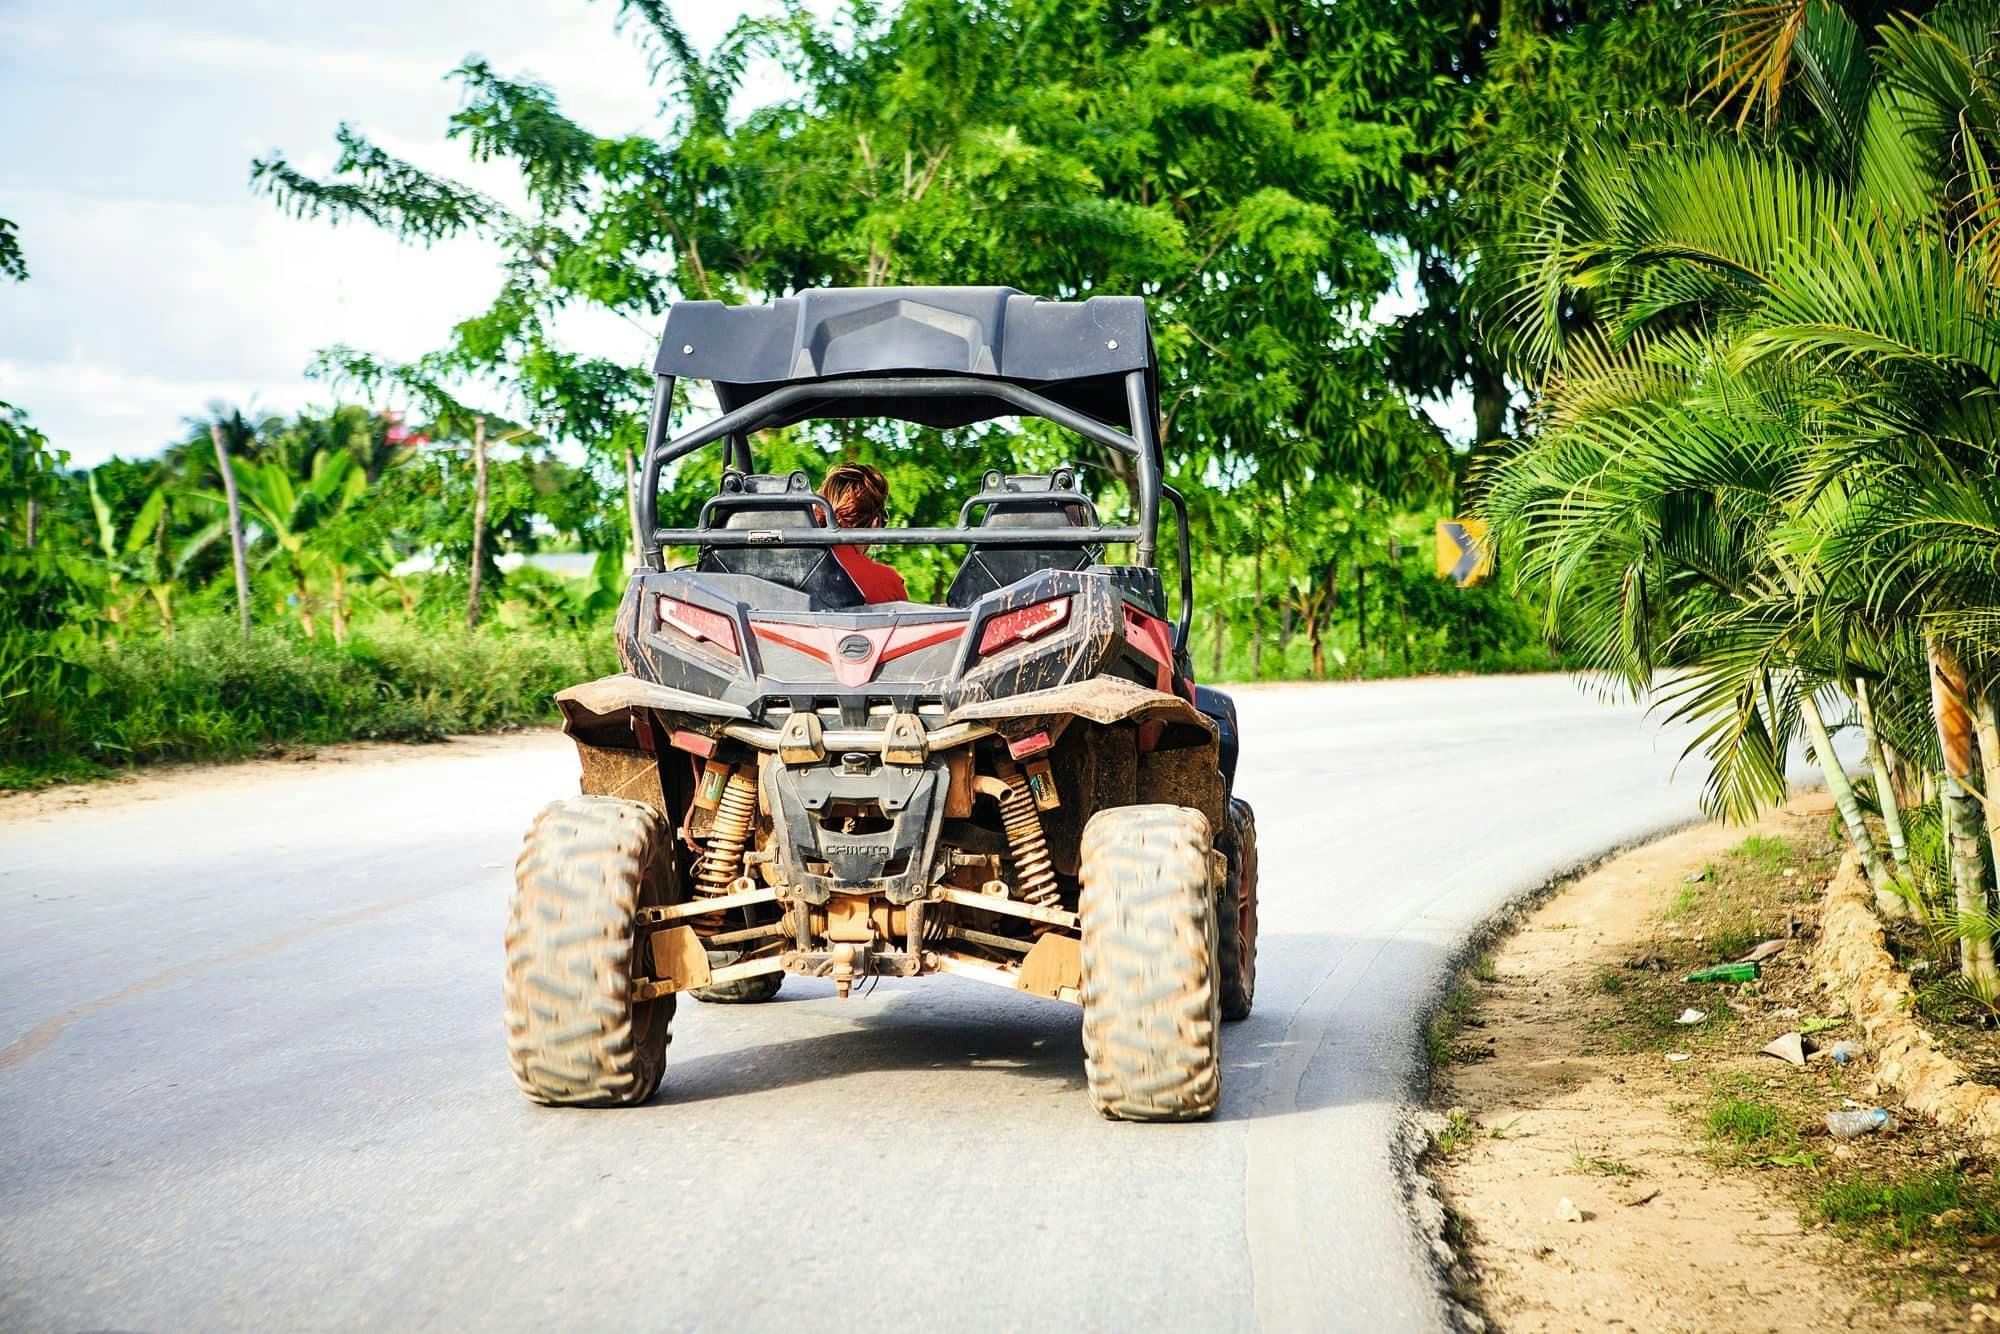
[1436,518,1493,587]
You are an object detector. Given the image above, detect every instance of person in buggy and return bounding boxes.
[820,462,908,604]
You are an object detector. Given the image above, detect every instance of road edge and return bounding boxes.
[1814,852,2000,1155]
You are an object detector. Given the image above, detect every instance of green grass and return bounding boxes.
[1704,1077,1813,1166]
[0,619,614,789]
[1471,953,1499,983]
[1427,982,1479,1065]
[1592,966,1627,995]
[1706,1093,1786,1146]
[1814,1170,2000,1251]
[1662,884,1703,920]
[1709,914,1764,962]
[1731,834,1794,872]
[1570,1147,1638,1177]
[1434,1107,1475,1154]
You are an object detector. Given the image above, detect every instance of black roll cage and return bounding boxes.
[638,371,1194,651]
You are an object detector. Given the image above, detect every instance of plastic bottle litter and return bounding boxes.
[1825,1108,1891,1139]
[1684,962,1760,983]
[1826,1040,1864,1064]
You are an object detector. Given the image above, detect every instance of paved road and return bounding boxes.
[0,677,1725,1332]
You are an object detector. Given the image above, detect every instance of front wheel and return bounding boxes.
[1078,804,1221,1122]
[503,796,673,1107]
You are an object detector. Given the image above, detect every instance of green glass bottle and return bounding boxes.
[1683,962,1760,983]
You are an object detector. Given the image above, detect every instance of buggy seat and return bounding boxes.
[695,470,865,610]
[944,470,1100,608]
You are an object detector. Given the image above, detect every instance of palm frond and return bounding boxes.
[1704,1,1814,131]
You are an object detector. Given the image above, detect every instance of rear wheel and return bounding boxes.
[503,796,673,1107]
[1219,797,1258,1021]
[1078,804,1221,1122]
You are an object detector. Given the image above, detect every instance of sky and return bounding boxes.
[0,0,766,466]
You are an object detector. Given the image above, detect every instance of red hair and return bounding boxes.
[821,462,888,528]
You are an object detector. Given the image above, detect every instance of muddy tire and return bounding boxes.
[504,796,673,1107]
[1219,797,1258,1021]
[692,951,784,1004]
[1078,803,1221,1122]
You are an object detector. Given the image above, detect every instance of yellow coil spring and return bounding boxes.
[996,771,1060,925]
[693,770,759,929]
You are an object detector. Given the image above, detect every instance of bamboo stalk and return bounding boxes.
[1929,638,1998,986]
[1801,689,1893,898]
[1855,678,1913,918]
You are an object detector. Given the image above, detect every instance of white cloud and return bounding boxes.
[0,1,816,466]
[0,15,447,90]
[4,185,507,459]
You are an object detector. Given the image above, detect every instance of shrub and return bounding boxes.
[0,618,613,788]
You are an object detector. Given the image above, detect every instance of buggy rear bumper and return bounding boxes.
[556,672,1213,757]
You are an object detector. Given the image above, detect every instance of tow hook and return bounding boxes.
[829,940,871,998]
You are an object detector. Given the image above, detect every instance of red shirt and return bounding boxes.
[833,545,908,603]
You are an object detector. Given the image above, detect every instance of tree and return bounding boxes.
[180,407,264,636]
[308,348,540,628]
[2,402,61,550]
[251,1,1459,591]
[119,486,225,635]
[0,216,25,284]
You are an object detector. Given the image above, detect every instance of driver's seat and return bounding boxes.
[944,471,1100,608]
[695,470,865,609]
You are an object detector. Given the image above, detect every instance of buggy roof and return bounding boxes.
[653,286,1156,432]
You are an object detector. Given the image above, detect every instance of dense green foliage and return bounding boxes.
[0,396,628,785]
[246,0,1716,670]
[1477,0,2000,989]
[6,1,1749,786]
[0,621,612,789]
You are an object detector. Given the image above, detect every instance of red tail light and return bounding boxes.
[977,597,1070,653]
[658,596,738,654]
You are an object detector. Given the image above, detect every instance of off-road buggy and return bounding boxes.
[503,286,1256,1121]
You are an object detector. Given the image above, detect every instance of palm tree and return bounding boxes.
[179,405,270,635]
[1478,0,2000,983]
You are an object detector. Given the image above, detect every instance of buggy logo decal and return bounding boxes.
[838,634,873,661]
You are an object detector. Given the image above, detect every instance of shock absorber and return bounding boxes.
[693,768,759,928]
[977,769,1061,928]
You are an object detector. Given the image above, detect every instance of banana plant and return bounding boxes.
[84,473,153,633]
[126,488,225,635]
[225,449,367,640]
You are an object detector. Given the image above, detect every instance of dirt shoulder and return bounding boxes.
[1427,797,2000,1332]
[0,727,567,825]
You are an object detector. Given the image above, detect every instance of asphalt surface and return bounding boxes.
[0,676,1728,1332]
